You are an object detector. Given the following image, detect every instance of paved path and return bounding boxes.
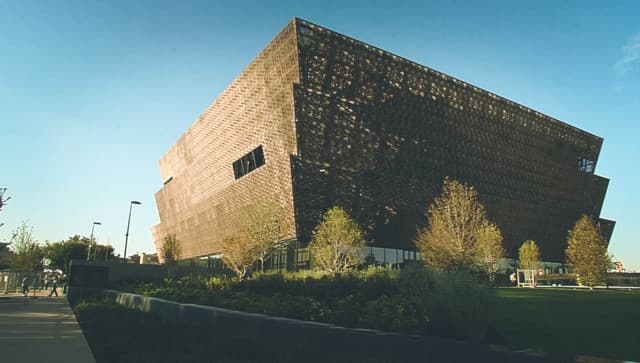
[0,293,95,363]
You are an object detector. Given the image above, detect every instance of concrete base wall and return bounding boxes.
[67,287,548,362]
[68,260,167,288]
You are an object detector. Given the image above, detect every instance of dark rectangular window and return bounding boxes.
[254,146,265,166]
[578,157,595,174]
[233,145,265,180]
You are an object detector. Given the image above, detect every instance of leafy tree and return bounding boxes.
[474,222,505,281]
[90,244,115,262]
[44,235,115,273]
[160,234,182,265]
[566,215,610,287]
[219,202,289,279]
[518,240,540,271]
[9,222,44,272]
[414,178,505,274]
[309,206,366,273]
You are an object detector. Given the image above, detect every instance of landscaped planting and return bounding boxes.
[116,266,497,342]
[113,269,640,360]
[73,298,531,363]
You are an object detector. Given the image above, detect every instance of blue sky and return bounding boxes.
[1,1,638,269]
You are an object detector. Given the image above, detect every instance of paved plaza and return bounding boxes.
[0,292,95,363]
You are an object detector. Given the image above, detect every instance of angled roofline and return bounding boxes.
[292,17,603,144]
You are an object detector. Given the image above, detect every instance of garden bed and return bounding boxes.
[115,267,497,342]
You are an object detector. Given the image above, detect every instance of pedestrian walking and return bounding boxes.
[48,276,58,297]
[21,276,29,297]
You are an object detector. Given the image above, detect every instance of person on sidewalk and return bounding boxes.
[48,276,58,297]
[21,276,29,297]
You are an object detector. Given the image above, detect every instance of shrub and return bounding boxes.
[115,266,497,341]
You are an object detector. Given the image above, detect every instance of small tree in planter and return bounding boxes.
[219,232,257,280]
[161,234,182,276]
[415,178,505,277]
[309,206,366,273]
[518,240,541,271]
[566,215,610,287]
[219,201,289,279]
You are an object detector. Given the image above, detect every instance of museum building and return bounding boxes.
[152,18,614,266]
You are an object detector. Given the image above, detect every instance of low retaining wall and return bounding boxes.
[68,287,548,362]
[68,260,167,288]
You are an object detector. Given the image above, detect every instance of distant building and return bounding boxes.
[141,253,159,265]
[0,242,11,270]
[128,254,141,265]
[152,18,613,265]
[614,261,624,273]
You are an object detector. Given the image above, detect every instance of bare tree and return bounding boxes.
[0,188,10,211]
[415,178,504,274]
[219,233,256,280]
[309,206,366,273]
[219,201,289,279]
[0,188,10,228]
[246,203,289,272]
[9,222,43,272]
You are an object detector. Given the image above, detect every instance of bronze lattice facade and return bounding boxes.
[153,18,613,262]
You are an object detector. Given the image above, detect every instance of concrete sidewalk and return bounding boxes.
[0,294,95,363]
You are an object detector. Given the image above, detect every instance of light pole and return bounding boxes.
[123,201,142,263]
[90,222,102,243]
[88,222,102,261]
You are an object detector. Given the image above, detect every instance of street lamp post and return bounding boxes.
[88,222,102,261]
[123,201,142,263]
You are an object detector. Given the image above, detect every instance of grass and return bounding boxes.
[494,288,640,361]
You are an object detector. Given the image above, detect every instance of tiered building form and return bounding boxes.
[152,18,613,264]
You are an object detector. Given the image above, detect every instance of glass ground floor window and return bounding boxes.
[364,246,421,266]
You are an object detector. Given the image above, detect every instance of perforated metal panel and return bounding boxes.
[152,21,300,260]
[153,18,613,263]
[290,19,613,261]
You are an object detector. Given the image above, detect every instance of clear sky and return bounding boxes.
[1,1,638,269]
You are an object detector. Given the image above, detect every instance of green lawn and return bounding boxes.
[494,288,640,361]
